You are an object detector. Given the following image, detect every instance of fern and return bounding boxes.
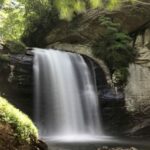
[92,16,136,84]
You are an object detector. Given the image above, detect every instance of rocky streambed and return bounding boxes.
[47,145,142,150]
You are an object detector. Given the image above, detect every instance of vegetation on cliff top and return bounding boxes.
[0,0,146,83]
[0,0,137,42]
[0,96,38,143]
[5,40,26,54]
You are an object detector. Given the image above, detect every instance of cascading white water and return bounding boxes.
[33,48,102,141]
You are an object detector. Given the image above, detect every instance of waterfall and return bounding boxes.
[33,49,102,141]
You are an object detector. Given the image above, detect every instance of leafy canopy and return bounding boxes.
[0,0,137,41]
[0,0,5,6]
[0,0,25,41]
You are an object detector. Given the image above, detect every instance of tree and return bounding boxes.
[0,0,25,41]
[18,0,137,20]
[0,0,147,42]
[0,0,5,6]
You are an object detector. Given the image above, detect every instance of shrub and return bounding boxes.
[92,16,136,84]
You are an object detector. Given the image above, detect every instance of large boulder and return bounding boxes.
[0,97,39,150]
[0,51,33,117]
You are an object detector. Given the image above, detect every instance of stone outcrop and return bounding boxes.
[0,52,33,117]
[0,123,31,150]
[47,146,139,150]
[97,147,138,150]
[124,28,150,138]
[0,123,48,150]
[125,28,150,113]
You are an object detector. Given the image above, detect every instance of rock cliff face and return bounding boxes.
[123,28,150,138]
[125,28,150,113]
[0,53,33,117]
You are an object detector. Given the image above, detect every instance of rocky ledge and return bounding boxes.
[47,146,140,150]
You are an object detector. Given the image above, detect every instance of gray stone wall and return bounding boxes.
[125,29,150,113]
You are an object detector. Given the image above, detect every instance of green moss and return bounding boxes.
[0,54,10,62]
[0,97,38,143]
[5,40,26,54]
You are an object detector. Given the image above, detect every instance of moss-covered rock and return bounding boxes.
[0,54,10,62]
[5,40,26,54]
[0,97,38,143]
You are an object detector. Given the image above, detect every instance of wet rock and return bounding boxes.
[9,54,33,93]
[97,147,139,150]
[36,140,48,150]
[100,88,124,102]
[0,53,33,117]
[46,146,140,150]
[0,44,3,50]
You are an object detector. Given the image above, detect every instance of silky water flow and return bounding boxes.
[33,49,104,142]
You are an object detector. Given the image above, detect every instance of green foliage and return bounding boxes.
[112,68,129,85]
[107,0,121,10]
[21,7,59,47]
[0,97,38,143]
[55,0,86,20]
[5,40,26,54]
[0,0,5,5]
[54,0,136,20]
[0,0,137,42]
[92,16,136,84]
[0,54,9,62]
[0,0,25,41]
[89,0,103,9]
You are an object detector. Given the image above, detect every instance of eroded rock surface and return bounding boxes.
[125,28,150,113]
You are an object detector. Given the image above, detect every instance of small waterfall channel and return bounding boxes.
[33,49,104,141]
